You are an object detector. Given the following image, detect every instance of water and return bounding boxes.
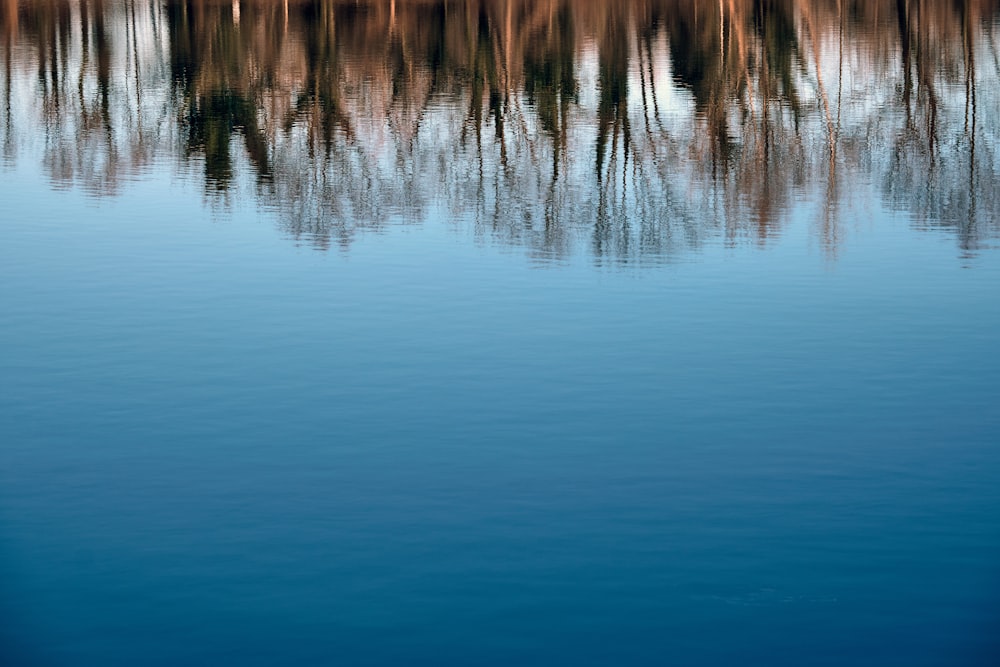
[1,1,999,665]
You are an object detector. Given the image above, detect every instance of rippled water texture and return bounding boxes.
[1,2,999,666]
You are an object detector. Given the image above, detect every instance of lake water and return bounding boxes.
[1,1,999,665]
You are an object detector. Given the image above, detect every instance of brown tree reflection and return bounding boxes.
[2,0,998,259]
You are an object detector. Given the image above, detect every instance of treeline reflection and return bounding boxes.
[2,0,999,258]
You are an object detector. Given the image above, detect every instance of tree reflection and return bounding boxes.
[2,0,998,260]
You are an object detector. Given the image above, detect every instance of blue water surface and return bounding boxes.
[2,163,999,666]
[2,0,1000,663]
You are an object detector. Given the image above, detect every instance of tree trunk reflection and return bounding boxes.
[2,0,998,259]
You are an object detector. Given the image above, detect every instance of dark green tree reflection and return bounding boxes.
[2,0,998,259]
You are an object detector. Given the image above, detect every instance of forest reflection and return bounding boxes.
[2,0,999,259]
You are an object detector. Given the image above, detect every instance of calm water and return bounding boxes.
[2,1,1000,665]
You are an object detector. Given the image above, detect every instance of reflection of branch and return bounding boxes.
[800,0,836,168]
[2,0,12,160]
[4,0,999,259]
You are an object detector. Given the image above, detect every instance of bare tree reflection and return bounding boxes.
[1,0,998,260]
